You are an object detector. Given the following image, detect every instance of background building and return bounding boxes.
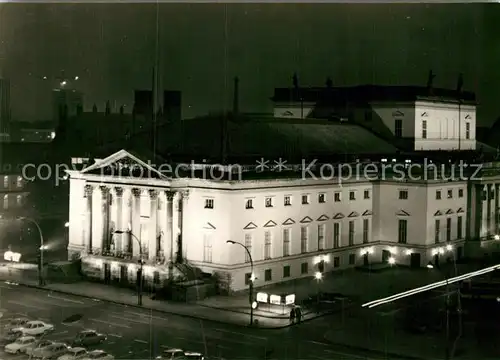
[52,88,84,123]
[0,78,11,137]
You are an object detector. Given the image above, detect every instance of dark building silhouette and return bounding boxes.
[163,90,181,123]
[134,90,154,117]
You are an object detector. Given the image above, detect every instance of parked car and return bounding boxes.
[80,350,114,360]
[25,339,54,355]
[161,348,186,359]
[0,329,23,344]
[57,347,88,360]
[72,330,107,346]
[4,336,37,354]
[180,351,205,360]
[13,320,54,336]
[32,342,68,359]
[3,317,29,331]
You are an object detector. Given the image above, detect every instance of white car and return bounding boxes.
[4,336,37,354]
[25,339,54,355]
[13,320,54,336]
[161,349,186,359]
[57,347,88,360]
[81,350,114,360]
[31,342,68,359]
[3,317,30,331]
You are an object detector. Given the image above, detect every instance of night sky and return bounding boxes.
[1,3,499,125]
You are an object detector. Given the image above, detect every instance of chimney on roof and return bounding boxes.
[105,100,111,115]
[456,73,464,94]
[326,77,333,88]
[233,76,239,115]
[92,103,97,113]
[426,70,436,95]
[292,73,299,89]
[119,105,124,115]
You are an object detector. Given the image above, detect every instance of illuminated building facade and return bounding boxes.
[66,149,500,292]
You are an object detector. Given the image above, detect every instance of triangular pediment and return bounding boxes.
[80,150,167,179]
[445,209,454,215]
[333,213,345,219]
[317,214,329,221]
[282,110,294,116]
[362,210,373,216]
[243,222,258,230]
[421,112,428,117]
[348,211,360,218]
[282,218,296,225]
[457,207,464,213]
[203,222,216,230]
[465,114,471,120]
[396,210,410,216]
[434,210,443,216]
[392,110,404,117]
[300,216,313,223]
[263,220,277,228]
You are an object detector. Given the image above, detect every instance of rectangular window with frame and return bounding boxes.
[203,234,213,263]
[318,193,326,203]
[264,231,272,260]
[283,228,291,257]
[446,218,452,242]
[399,190,408,200]
[458,189,464,198]
[300,226,308,253]
[245,199,253,209]
[422,120,427,139]
[395,119,403,138]
[317,224,325,250]
[244,233,252,263]
[3,176,8,188]
[349,253,356,265]
[398,219,407,244]
[265,197,273,207]
[283,265,290,278]
[364,190,370,199]
[447,189,453,199]
[465,122,470,140]
[436,190,441,200]
[302,194,309,204]
[333,223,340,248]
[349,191,356,201]
[334,256,340,268]
[284,196,291,206]
[363,219,369,243]
[348,221,355,246]
[204,198,214,209]
[301,262,308,274]
[457,216,463,239]
[334,192,341,202]
[264,269,272,282]
[435,219,440,243]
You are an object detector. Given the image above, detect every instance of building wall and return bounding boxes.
[370,102,416,138]
[414,101,476,151]
[0,175,28,213]
[273,103,315,119]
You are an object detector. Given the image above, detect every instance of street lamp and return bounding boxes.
[18,217,45,286]
[315,271,323,308]
[114,230,144,306]
[388,257,396,265]
[226,240,254,326]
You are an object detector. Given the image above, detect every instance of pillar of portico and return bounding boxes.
[131,188,142,257]
[166,190,175,276]
[176,190,189,263]
[84,184,94,253]
[487,184,492,236]
[100,186,110,252]
[495,183,500,233]
[114,187,124,252]
[149,190,159,260]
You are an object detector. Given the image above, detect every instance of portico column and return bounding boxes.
[177,190,189,263]
[149,190,159,260]
[84,185,94,253]
[495,184,499,233]
[166,190,175,277]
[100,186,110,252]
[114,187,124,252]
[131,188,142,257]
[487,184,492,237]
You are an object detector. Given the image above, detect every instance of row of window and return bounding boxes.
[247,254,358,284]
[398,188,465,200]
[394,119,471,140]
[204,190,371,210]
[396,216,464,244]
[2,194,23,209]
[3,176,23,189]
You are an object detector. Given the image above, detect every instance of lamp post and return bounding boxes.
[18,217,45,286]
[226,240,254,326]
[114,230,144,306]
[315,271,322,308]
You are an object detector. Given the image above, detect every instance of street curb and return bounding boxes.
[7,280,298,330]
[323,334,440,360]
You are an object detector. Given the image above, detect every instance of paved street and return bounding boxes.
[0,283,388,360]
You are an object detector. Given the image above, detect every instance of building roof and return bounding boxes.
[148,114,400,163]
[271,85,476,105]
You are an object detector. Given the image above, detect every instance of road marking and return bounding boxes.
[109,314,151,325]
[109,334,122,338]
[48,294,85,304]
[89,318,131,329]
[214,328,267,340]
[133,339,148,344]
[110,311,169,323]
[8,300,46,310]
[307,341,330,346]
